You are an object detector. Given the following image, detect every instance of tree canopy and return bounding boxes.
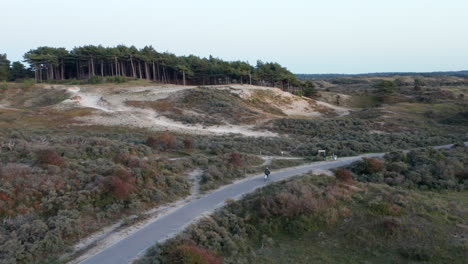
[0,54,32,81]
[21,45,309,92]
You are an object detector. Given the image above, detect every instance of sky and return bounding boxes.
[2,0,468,74]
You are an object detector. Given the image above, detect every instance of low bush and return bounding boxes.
[36,149,65,167]
[0,129,192,263]
[87,76,104,84]
[106,76,127,83]
[348,146,468,190]
[334,168,353,183]
[146,132,177,150]
[137,173,466,263]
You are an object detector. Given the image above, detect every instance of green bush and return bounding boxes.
[1,80,8,90]
[349,146,468,190]
[87,76,104,84]
[0,129,192,263]
[106,76,127,83]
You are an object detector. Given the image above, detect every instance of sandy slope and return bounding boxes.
[62,85,278,137]
[57,84,350,137]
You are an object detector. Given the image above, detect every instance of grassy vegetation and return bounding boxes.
[195,152,264,191]
[137,171,467,264]
[0,128,197,263]
[1,86,70,109]
[1,74,468,263]
[268,158,306,170]
[347,145,468,190]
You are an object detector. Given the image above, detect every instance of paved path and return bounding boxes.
[79,142,467,264]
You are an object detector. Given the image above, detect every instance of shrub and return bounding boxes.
[174,244,222,264]
[106,76,127,83]
[229,152,243,167]
[353,158,384,175]
[335,168,353,183]
[160,133,176,150]
[87,76,103,84]
[145,136,158,148]
[36,149,65,167]
[183,137,194,150]
[20,79,35,89]
[400,246,434,261]
[0,81,7,90]
[108,168,135,200]
[146,133,176,150]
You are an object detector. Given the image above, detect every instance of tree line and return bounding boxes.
[0,45,312,90]
[0,54,33,81]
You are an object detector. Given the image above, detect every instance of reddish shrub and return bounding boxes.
[114,153,144,168]
[229,152,243,167]
[383,217,401,234]
[335,168,353,183]
[176,244,222,264]
[160,132,176,150]
[363,158,384,173]
[146,132,176,150]
[109,168,135,200]
[183,137,194,150]
[146,136,159,148]
[36,149,65,167]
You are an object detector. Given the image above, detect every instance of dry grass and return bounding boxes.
[125,100,183,115]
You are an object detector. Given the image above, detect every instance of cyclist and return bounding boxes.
[264,167,271,181]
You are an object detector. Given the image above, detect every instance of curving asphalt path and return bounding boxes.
[79,142,467,264]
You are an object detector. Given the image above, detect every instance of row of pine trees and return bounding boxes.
[22,45,302,89]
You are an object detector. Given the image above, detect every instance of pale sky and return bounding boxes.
[2,0,468,73]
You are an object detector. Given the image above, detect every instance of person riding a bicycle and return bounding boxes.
[264,167,271,181]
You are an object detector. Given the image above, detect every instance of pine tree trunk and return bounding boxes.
[76,62,79,79]
[88,60,91,78]
[114,57,119,76]
[130,55,136,78]
[61,60,64,80]
[35,64,39,82]
[101,61,104,77]
[157,63,161,82]
[183,70,186,86]
[90,58,95,77]
[138,60,142,79]
[145,62,150,80]
[55,65,59,80]
[121,62,126,76]
[152,61,156,81]
[50,64,54,80]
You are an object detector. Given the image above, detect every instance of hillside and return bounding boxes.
[0,73,467,264]
[136,146,468,264]
[0,83,343,137]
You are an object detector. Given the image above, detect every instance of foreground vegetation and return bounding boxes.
[0,72,467,263]
[347,145,468,190]
[136,147,468,264]
[0,128,199,263]
[0,126,271,263]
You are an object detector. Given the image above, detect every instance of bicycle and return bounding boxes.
[264,168,271,182]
